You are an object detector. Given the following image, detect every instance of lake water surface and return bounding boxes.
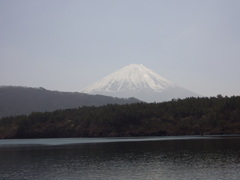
[0,136,240,180]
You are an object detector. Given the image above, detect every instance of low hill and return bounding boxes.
[1,96,240,138]
[0,86,140,118]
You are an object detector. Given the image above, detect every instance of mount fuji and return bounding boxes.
[81,64,199,102]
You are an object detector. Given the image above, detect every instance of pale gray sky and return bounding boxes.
[1,0,240,97]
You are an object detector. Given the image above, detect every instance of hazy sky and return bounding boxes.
[1,0,240,97]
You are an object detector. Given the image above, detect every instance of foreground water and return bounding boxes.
[0,136,240,180]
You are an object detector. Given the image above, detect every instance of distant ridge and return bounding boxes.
[81,64,199,102]
[0,86,140,118]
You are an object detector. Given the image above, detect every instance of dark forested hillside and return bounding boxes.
[0,95,240,139]
[0,86,140,118]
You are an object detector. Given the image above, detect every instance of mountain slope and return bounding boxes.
[0,86,140,118]
[81,64,199,102]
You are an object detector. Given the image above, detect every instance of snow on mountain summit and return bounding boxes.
[81,64,198,102]
[82,64,174,93]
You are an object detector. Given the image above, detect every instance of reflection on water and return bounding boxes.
[0,137,240,180]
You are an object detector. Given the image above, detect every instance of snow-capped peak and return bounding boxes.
[81,64,199,102]
[82,64,175,94]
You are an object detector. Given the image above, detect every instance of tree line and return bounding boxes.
[0,95,240,138]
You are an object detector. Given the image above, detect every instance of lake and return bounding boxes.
[0,136,240,180]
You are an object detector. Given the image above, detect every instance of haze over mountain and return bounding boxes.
[82,64,199,102]
[0,86,140,118]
